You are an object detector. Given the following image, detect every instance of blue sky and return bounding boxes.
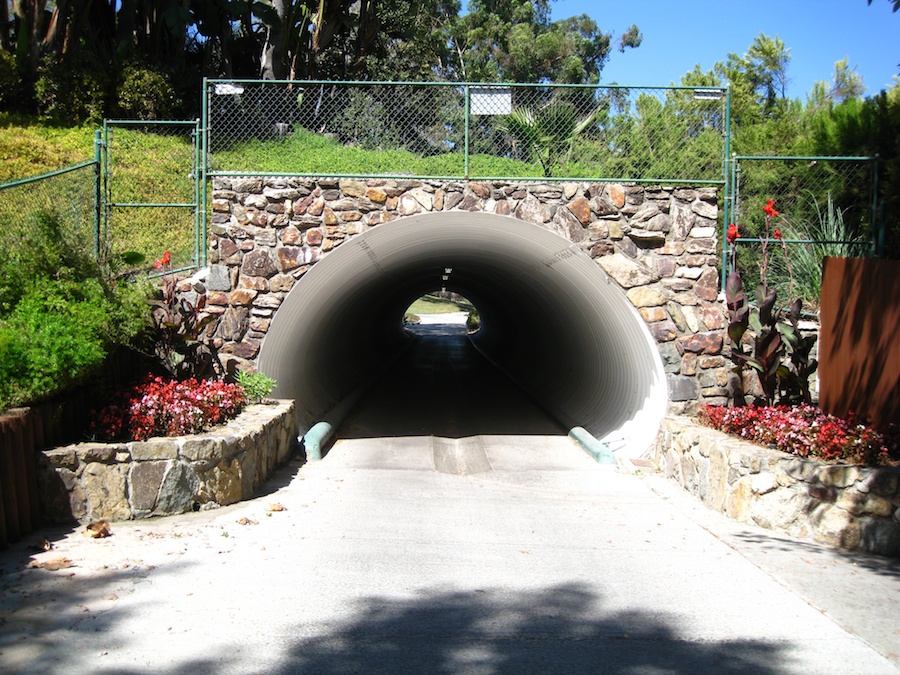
[550,0,898,99]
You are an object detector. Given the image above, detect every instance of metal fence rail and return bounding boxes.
[204,80,730,185]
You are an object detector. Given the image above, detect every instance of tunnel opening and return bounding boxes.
[258,211,668,458]
[403,291,479,333]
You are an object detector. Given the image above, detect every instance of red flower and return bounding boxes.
[763,199,779,218]
[154,250,171,270]
[727,223,739,243]
[773,229,782,240]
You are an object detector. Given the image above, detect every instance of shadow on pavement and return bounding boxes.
[732,530,900,579]
[267,583,786,675]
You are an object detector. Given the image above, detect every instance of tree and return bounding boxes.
[447,0,638,83]
[830,57,866,103]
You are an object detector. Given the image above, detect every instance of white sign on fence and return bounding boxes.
[470,87,512,115]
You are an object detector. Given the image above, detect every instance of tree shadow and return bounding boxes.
[266,583,788,674]
[730,530,900,579]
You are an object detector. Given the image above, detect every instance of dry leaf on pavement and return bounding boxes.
[84,519,112,538]
[28,557,74,571]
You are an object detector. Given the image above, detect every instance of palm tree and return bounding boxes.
[500,99,599,177]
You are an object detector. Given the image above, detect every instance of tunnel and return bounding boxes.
[257,211,668,458]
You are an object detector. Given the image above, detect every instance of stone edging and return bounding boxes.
[652,416,900,557]
[37,400,297,523]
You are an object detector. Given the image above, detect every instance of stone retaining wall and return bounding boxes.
[206,178,728,415]
[37,400,297,523]
[653,416,900,557]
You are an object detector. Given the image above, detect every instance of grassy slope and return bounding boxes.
[0,113,96,182]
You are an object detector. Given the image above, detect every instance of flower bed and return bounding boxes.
[92,376,246,441]
[38,400,297,523]
[701,404,900,467]
[653,416,900,557]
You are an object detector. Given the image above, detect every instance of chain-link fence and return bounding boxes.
[205,80,729,184]
[0,159,100,262]
[103,120,201,272]
[727,155,878,308]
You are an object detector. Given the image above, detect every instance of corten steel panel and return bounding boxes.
[820,257,900,427]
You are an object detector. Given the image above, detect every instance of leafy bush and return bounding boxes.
[35,53,111,124]
[115,63,182,120]
[0,279,148,410]
[235,370,277,404]
[150,251,220,380]
[701,404,899,467]
[0,211,151,411]
[92,376,246,441]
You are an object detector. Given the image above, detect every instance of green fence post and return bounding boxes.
[464,83,471,180]
[93,129,103,258]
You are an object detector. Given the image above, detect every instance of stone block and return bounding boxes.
[836,490,894,517]
[130,440,179,461]
[810,504,861,550]
[130,461,168,513]
[43,446,78,470]
[817,465,860,488]
[668,375,698,402]
[155,462,199,516]
[750,487,808,531]
[859,518,900,557]
[626,287,666,308]
[83,462,131,521]
[198,458,243,506]
[181,436,225,461]
[596,253,658,288]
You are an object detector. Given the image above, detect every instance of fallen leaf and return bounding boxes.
[84,520,111,539]
[29,557,74,571]
[267,503,286,512]
[29,539,53,552]
[236,517,258,526]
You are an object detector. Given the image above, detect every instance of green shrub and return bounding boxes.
[0,210,100,316]
[235,370,277,404]
[0,281,113,409]
[115,64,182,120]
[35,53,111,124]
[0,211,151,411]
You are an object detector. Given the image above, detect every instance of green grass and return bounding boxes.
[212,126,538,177]
[1,116,198,271]
[406,294,474,315]
[0,113,95,182]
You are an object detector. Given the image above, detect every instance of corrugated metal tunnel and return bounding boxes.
[258,211,667,457]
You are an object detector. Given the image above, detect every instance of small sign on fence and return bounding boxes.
[470,87,512,115]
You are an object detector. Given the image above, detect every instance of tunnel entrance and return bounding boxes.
[258,211,667,458]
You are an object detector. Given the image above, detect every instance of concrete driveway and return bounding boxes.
[1,433,898,674]
[2,318,898,673]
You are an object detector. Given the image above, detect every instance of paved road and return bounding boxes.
[1,319,898,674]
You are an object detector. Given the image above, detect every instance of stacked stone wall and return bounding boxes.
[206,178,729,413]
[654,416,900,557]
[37,401,297,523]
